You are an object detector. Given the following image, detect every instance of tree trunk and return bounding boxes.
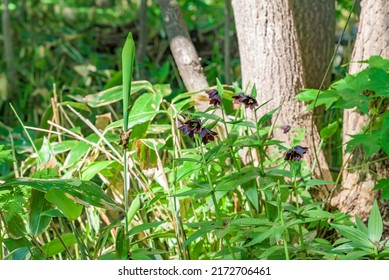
[332,0,389,221]
[137,0,148,80]
[224,0,232,84]
[158,0,210,111]
[231,0,333,187]
[2,0,16,101]
[291,0,335,89]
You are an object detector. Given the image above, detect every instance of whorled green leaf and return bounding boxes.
[331,223,373,249]
[355,216,368,235]
[1,178,122,212]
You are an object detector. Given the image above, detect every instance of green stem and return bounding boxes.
[254,113,265,175]
[291,163,306,259]
[196,136,236,260]
[220,105,241,172]
[277,182,289,260]
[123,152,129,236]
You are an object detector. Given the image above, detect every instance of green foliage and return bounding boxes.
[296,56,389,158]
[0,3,387,260]
[331,201,387,260]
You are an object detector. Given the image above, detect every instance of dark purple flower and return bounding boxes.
[281,125,291,134]
[232,93,246,104]
[232,93,258,110]
[200,128,217,144]
[206,89,221,107]
[178,119,202,139]
[285,145,308,162]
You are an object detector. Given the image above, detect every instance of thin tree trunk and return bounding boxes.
[332,0,389,221]
[137,0,148,80]
[291,0,335,131]
[291,0,335,89]
[2,0,16,99]
[158,0,210,111]
[232,0,332,188]
[224,0,232,84]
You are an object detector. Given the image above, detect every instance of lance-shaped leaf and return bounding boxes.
[1,178,122,212]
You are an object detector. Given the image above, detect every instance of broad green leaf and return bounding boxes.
[2,178,122,212]
[295,89,338,110]
[190,111,221,121]
[153,83,172,97]
[345,133,381,158]
[368,56,389,70]
[122,32,135,131]
[128,221,164,237]
[64,134,97,166]
[6,213,26,239]
[331,224,373,249]
[215,167,260,191]
[320,121,338,139]
[84,81,154,107]
[300,179,335,187]
[246,227,274,246]
[339,250,372,260]
[41,233,76,257]
[243,184,259,211]
[81,160,115,181]
[3,237,32,253]
[41,209,65,218]
[116,227,129,260]
[373,178,389,199]
[45,189,83,221]
[52,140,78,154]
[174,181,211,200]
[29,189,51,236]
[60,101,91,114]
[106,111,165,131]
[127,196,140,224]
[381,113,389,156]
[266,169,292,178]
[304,210,335,219]
[230,218,272,226]
[367,200,383,243]
[216,78,224,98]
[29,167,56,236]
[355,216,368,235]
[183,226,217,248]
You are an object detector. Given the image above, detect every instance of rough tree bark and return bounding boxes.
[332,0,389,221]
[158,0,210,112]
[231,0,333,186]
[291,0,335,89]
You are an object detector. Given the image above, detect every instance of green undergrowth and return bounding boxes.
[0,35,388,260]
